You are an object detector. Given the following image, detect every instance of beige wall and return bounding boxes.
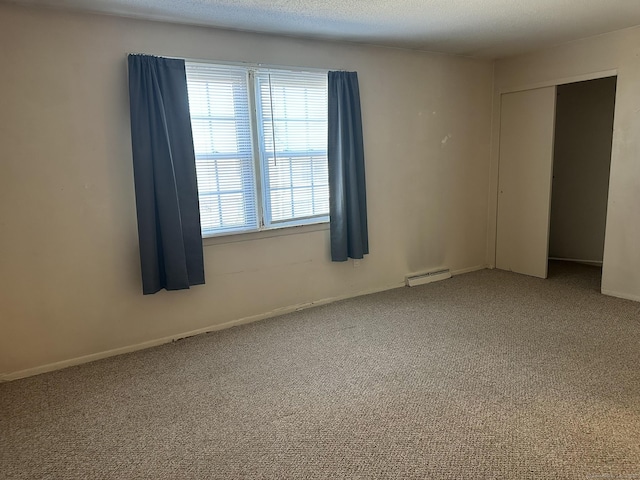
[0,5,493,377]
[549,77,616,263]
[490,26,640,301]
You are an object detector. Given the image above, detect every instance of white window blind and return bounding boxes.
[185,63,258,236]
[255,71,329,226]
[185,63,328,237]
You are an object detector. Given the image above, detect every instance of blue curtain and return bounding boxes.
[127,54,205,294]
[328,71,369,261]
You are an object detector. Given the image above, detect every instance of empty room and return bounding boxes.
[1,1,639,478]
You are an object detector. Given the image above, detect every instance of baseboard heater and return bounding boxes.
[405,267,451,287]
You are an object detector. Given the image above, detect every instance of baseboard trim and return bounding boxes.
[548,257,603,266]
[2,281,404,382]
[1,264,489,382]
[451,264,488,276]
[601,289,640,303]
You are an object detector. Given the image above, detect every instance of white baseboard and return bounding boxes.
[1,264,490,383]
[1,281,404,382]
[601,289,640,303]
[548,257,603,266]
[451,264,488,276]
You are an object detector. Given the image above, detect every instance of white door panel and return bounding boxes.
[496,87,556,279]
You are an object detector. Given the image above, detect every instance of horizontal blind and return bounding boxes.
[185,63,258,236]
[255,70,328,225]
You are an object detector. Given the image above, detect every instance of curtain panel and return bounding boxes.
[328,71,369,262]
[127,54,205,294]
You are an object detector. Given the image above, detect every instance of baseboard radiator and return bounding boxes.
[405,267,451,287]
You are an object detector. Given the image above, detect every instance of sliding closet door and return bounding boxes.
[496,87,556,279]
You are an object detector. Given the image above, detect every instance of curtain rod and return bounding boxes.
[128,52,335,73]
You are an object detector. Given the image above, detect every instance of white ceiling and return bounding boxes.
[7,0,640,58]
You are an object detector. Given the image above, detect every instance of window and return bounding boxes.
[185,63,329,237]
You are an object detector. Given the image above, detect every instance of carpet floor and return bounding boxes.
[1,262,639,479]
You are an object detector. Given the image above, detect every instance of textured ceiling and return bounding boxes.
[6,0,640,58]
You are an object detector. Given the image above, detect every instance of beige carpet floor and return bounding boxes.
[1,262,639,479]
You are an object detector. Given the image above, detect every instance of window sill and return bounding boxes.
[202,221,329,247]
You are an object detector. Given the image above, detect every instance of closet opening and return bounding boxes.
[547,76,617,287]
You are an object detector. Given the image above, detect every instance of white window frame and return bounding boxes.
[186,61,330,239]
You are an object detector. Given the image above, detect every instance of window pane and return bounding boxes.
[256,71,329,225]
[185,63,258,236]
[292,187,314,218]
[191,119,241,156]
[269,189,293,220]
